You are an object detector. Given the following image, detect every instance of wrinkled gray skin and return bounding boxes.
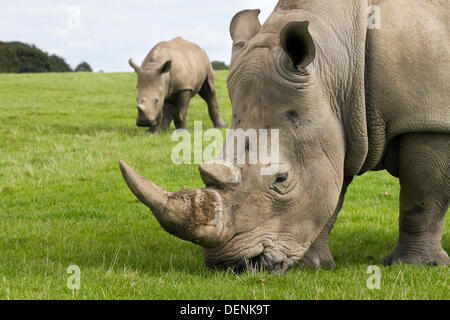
[129,37,227,133]
[120,0,449,273]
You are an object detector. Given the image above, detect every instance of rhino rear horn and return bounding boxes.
[199,162,241,188]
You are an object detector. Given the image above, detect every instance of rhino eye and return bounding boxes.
[271,172,295,196]
[275,173,289,184]
[234,41,245,51]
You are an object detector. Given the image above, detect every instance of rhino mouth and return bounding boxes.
[136,111,160,130]
[204,238,306,274]
[136,119,158,128]
[206,251,296,274]
[136,121,160,133]
[246,253,293,274]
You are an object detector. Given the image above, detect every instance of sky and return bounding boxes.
[0,0,277,72]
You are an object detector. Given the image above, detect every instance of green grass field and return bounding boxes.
[0,71,448,300]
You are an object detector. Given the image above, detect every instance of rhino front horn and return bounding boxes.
[119,161,226,247]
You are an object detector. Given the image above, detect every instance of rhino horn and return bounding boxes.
[119,161,225,247]
[128,59,141,72]
[199,162,241,188]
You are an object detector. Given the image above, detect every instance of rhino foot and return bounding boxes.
[383,247,450,267]
[300,238,336,270]
[214,122,228,129]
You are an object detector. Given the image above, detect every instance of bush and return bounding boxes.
[75,61,93,72]
[49,54,72,72]
[0,42,19,73]
[0,42,73,73]
[211,61,229,71]
[7,42,51,73]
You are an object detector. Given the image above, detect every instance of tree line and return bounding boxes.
[211,61,228,71]
[0,41,92,73]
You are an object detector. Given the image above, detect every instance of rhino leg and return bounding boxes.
[301,177,353,269]
[172,91,191,130]
[384,133,450,266]
[301,213,338,270]
[161,103,175,132]
[199,73,227,129]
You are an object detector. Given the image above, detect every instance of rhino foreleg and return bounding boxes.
[384,133,450,266]
[301,177,353,269]
[172,91,191,130]
[301,214,338,270]
[160,103,175,132]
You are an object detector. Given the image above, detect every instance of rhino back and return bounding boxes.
[143,37,211,94]
[363,0,450,171]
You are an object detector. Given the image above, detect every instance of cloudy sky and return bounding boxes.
[0,0,277,72]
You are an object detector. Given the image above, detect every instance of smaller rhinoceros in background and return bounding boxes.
[129,37,227,133]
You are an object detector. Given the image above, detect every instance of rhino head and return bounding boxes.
[120,3,368,273]
[129,58,172,129]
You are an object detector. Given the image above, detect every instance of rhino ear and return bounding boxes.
[129,59,141,73]
[230,9,261,52]
[159,60,172,74]
[280,21,316,70]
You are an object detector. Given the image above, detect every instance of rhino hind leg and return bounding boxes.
[199,74,227,129]
[384,133,450,266]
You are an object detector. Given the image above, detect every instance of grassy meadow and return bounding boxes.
[0,71,448,300]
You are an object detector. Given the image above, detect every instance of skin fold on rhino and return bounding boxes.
[120,0,449,273]
[129,37,227,133]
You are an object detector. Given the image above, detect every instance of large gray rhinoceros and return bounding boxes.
[129,37,227,133]
[119,0,449,272]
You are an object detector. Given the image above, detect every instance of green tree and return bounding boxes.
[0,42,73,73]
[75,61,93,72]
[211,61,229,71]
[49,54,72,72]
[7,42,51,73]
[0,42,19,73]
